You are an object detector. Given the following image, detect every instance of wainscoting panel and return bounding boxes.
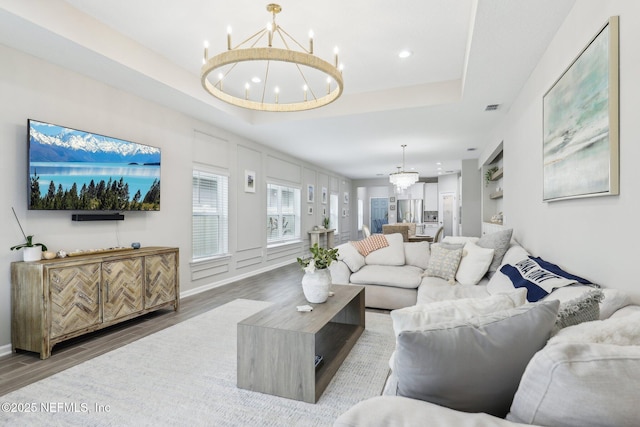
[236,247,263,270]
[266,243,302,263]
[190,258,230,282]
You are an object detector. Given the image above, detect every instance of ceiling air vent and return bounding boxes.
[485,104,500,111]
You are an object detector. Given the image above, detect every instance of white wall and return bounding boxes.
[0,43,350,349]
[481,0,640,294]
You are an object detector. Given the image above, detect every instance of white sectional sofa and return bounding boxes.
[329,231,509,310]
[332,231,640,427]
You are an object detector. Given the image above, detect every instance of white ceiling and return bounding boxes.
[0,0,576,179]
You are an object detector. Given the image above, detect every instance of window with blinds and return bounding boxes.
[267,183,300,245]
[192,170,228,260]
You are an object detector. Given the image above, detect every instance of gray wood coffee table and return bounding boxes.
[237,284,365,403]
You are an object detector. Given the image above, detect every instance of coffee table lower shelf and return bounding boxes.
[237,285,365,403]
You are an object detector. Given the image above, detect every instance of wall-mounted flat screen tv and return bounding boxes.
[28,119,161,211]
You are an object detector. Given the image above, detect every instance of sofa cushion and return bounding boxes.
[335,242,366,272]
[442,236,480,245]
[403,241,430,270]
[365,233,405,266]
[477,228,513,276]
[425,244,462,282]
[390,289,527,337]
[417,276,490,304]
[350,265,423,289]
[507,313,640,426]
[455,242,495,286]
[392,300,560,417]
[335,396,527,427]
[350,234,389,256]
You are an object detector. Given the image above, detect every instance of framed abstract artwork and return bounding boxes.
[543,16,619,201]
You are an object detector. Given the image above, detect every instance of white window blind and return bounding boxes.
[192,170,228,260]
[267,183,300,245]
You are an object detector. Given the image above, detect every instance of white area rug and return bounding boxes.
[1,299,395,426]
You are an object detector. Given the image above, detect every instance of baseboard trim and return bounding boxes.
[0,343,12,358]
[180,259,296,299]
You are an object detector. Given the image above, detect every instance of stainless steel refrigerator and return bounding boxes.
[396,199,423,223]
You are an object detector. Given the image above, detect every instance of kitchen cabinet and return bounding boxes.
[11,246,179,359]
[424,183,438,211]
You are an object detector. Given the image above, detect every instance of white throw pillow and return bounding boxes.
[403,242,430,270]
[365,233,405,266]
[390,289,527,337]
[335,242,366,272]
[455,242,495,286]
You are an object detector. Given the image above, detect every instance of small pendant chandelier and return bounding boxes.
[389,144,419,191]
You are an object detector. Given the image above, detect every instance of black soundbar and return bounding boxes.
[72,213,125,221]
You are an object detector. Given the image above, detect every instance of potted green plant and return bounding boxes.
[11,235,48,262]
[10,207,47,262]
[485,166,499,186]
[296,243,339,303]
[322,216,330,229]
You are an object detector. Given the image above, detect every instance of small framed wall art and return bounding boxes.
[307,184,315,203]
[244,170,256,193]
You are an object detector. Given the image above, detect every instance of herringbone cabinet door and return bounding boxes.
[145,253,177,309]
[102,258,144,322]
[49,263,101,338]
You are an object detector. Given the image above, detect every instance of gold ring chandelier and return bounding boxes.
[201,3,344,112]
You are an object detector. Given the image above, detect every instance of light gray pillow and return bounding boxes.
[392,300,560,417]
[552,289,603,334]
[477,228,513,276]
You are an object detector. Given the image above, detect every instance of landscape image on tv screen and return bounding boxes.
[28,119,161,211]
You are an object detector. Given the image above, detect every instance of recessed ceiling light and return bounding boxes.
[398,50,413,59]
[251,76,261,83]
[436,162,442,166]
[467,147,477,152]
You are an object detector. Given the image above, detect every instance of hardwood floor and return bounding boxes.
[0,263,388,397]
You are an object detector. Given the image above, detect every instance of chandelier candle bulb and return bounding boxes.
[226,26,232,50]
[274,86,279,103]
[245,83,250,100]
[203,40,209,61]
[309,30,314,54]
[218,72,224,91]
[303,84,308,101]
[267,22,273,47]
[334,47,339,68]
